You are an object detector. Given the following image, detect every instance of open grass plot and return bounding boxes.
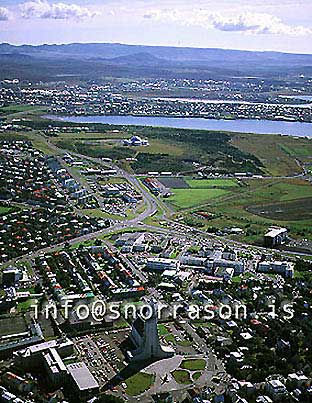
[125,372,155,396]
[168,188,230,209]
[186,178,239,188]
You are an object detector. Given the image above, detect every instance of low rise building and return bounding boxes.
[257,261,294,278]
[146,257,180,271]
[264,227,288,247]
[2,267,22,286]
[265,379,287,400]
[66,362,99,399]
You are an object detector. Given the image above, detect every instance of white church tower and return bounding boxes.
[129,301,174,362]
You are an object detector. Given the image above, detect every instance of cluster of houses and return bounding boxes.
[0,208,100,263]
[80,245,145,301]
[188,372,312,402]
[43,87,312,122]
[0,141,65,206]
[37,252,94,305]
[35,244,145,315]
[8,78,305,123]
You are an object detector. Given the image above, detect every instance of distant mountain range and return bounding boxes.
[0,42,312,82]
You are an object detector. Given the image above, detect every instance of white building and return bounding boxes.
[257,261,294,278]
[123,136,149,147]
[264,227,288,247]
[146,257,180,271]
[67,362,99,399]
[265,379,287,400]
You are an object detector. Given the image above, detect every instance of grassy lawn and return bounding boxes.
[51,130,129,140]
[232,133,312,175]
[279,144,312,158]
[157,324,176,343]
[181,359,206,371]
[193,371,202,381]
[157,324,169,336]
[0,205,15,215]
[0,104,45,115]
[142,139,185,156]
[17,298,38,313]
[125,372,155,396]
[276,182,312,201]
[164,334,176,343]
[180,177,312,243]
[186,179,239,188]
[169,188,230,209]
[172,369,192,384]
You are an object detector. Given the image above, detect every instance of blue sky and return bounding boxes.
[0,0,311,53]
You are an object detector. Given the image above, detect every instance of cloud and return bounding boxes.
[20,0,98,20]
[143,8,312,36]
[0,7,11,21]
[209,12,312,35]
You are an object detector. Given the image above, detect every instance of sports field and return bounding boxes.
[169,188,230,209]
[186,178,239,188]
[167,177,238,209]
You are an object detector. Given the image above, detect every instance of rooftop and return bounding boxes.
[265,228,287,238]
[67,362,99,391]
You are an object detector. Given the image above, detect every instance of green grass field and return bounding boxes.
[276,182,312,201]
[180,178,312,244]
[0,206,14,215]
[193,372,202,381]
[169,188,230,209]
[157,324,170,336]
[181,358,206,371]
[0,104,43,114]
[172,369,192,384]
[125,372,155,396]
[186,179,239,188]
[81,208,131,220]
[232,133,312,175]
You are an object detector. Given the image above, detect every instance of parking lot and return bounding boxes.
[74,329,130,387]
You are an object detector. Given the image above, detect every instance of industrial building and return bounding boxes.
[264,227,288,247]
